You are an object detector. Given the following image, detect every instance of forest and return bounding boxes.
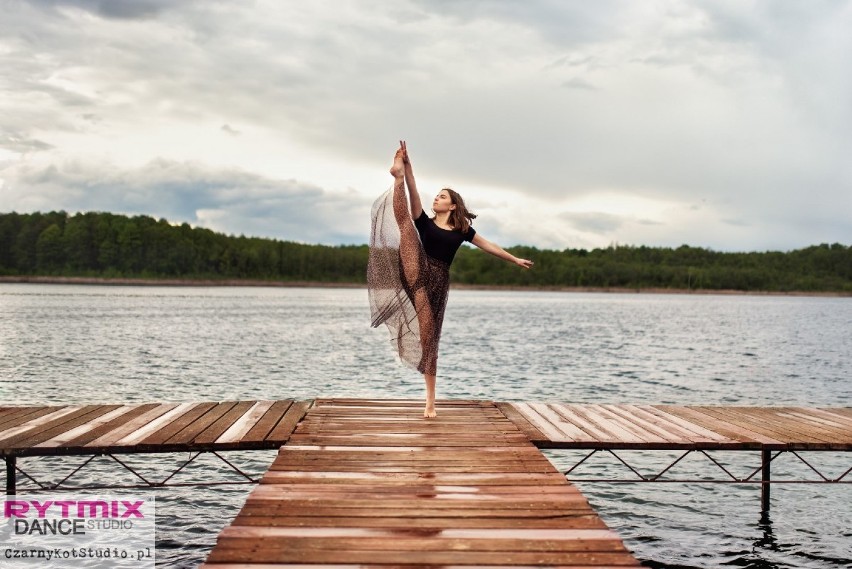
[1,211,850,293]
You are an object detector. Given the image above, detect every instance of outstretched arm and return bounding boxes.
[471,234,534,269]
[400,141,423,220]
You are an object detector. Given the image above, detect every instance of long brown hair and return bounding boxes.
[443,188,477,234]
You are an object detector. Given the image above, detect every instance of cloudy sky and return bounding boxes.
[1,0,850,251]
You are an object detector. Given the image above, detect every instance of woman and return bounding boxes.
[368,141,533,418]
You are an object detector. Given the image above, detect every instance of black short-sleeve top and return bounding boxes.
[414,211,476,265]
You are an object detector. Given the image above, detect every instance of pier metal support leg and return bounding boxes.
[5,457,15,495]
[760,450,770,515]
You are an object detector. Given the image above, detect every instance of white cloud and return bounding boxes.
[0,157,371,244]
[0,0,850,252]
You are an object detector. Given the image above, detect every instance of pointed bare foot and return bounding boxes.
[423,406,437,419]
[390,148,405,177]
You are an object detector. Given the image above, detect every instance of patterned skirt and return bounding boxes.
[368,186,450,375]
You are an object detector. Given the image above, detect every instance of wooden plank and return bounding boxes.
[216,400,276,444]
[825,407,852,420]
[231,514,608,529]
[783,408,852,430]
[266,400,312,442]
[642,405,733,442]
[200,565,637,569]
[242,498,591,511]
[293,430,525,439]
[212,541,625,559]
[495,402,547,441]
[316,398,487,406]
[200,566,636,569]
[627,405,730,446]
[560,405,630,442]
[210,544,630,563]
[0,406,80,444]
[260,471,571,485]
[216,533,621,550]
[743,408,847,444]
[4,406,118,448]
[137,402,217,446]
[568,405,646,444]
[785,408,852,439]
[295,423,520,433]
[0,407,60,432]
[274,446,550,458]
[549,405,610,442]
[302,415,509,424]
[35,405,135,448]
[268,465,558,474]
[240,499,594,514]
[531,403,590,441]
[601,405,689,443]
[315,402,495,412]
[220,526,621,536]
[86,403,180,448]
[284,437,530,448]
[249,484,584,496]
[117,402,198,446]
[61,403,163,448]
[511,403,571,441]
[219,526,621,539]
[717,408,820,443]
[280,445,545,453]
[610,405,710,443]
[657,406,770,447]
[246,488,586,501]
[268,457,552,468]
[194,401,257,445]
[692,407,800,446]
[214,532,627,551]
[241,400,294,444]
[771,408,852,442]
[586,405,669,444]
[273,451,548,463]
[271,449,550,461]
[206,546,640,565]
[163,402,238,445]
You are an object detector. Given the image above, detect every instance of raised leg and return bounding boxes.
[392,175,422,290]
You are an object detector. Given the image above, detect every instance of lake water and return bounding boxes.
[0,284,850,568]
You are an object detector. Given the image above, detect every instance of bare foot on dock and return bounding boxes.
[423,373,437,418]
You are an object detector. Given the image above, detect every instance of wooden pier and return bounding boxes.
[2,399,850,566]
[498,403,852,450]
[0,400,310,457]
[201,399,642,567]
[0,400,310,494]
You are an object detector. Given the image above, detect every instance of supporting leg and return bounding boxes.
[6,457,16,495]
[423,374,437,418]
[760,449,771,517]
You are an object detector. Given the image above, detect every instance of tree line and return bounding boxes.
[1,211,850,292]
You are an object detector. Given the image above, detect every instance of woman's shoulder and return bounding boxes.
[463,224,476,241]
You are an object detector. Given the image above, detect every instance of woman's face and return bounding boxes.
[432,191,456,214]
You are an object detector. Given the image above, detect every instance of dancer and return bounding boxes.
[368,141,533,418]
